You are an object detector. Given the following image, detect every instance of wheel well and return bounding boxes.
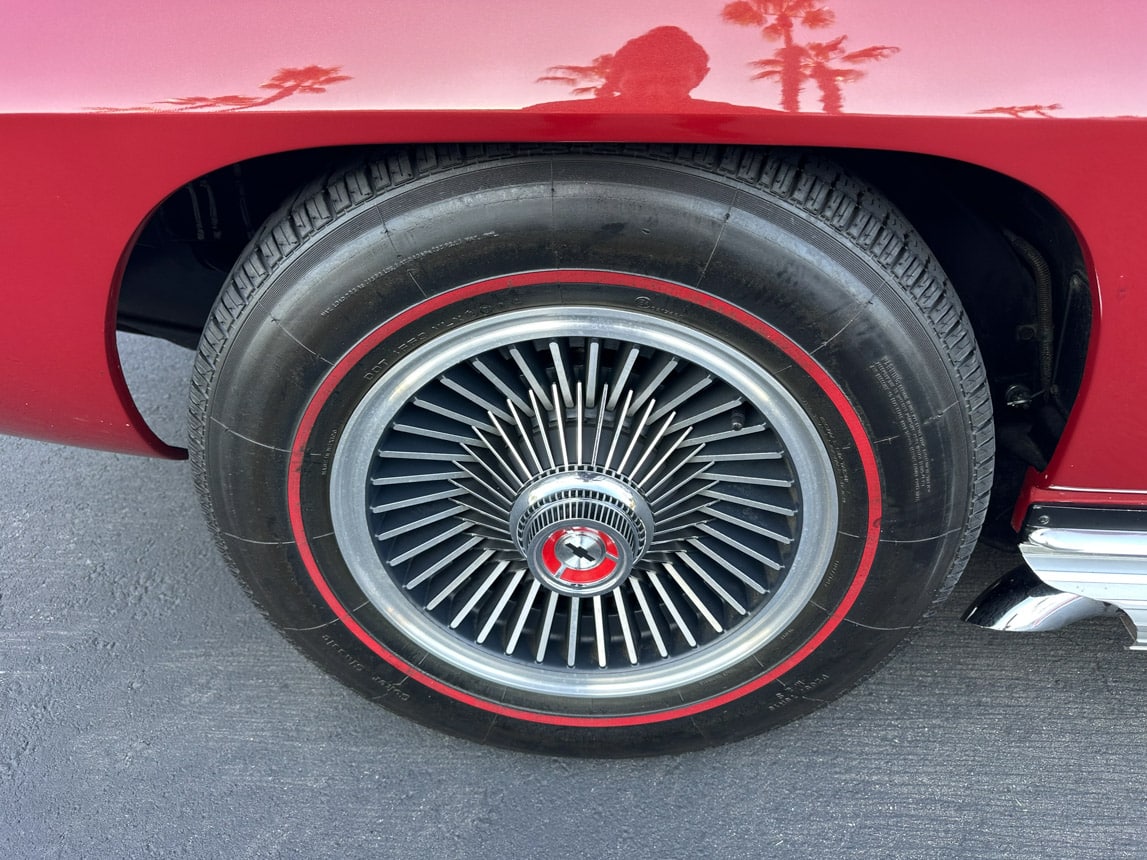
[116,147,354,349]
[834,150,1090,539]
[116,144,1090,536]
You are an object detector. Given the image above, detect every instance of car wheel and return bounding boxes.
[189,145,993,755]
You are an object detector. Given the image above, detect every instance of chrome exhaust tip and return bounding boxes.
[962,563,1113,633]
[965,511,1147,649]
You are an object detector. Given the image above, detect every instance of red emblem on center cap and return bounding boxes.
[540,527,620,585]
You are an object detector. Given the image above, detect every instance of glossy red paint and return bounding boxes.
[1,1,1146,516]
[5,0,1145,118]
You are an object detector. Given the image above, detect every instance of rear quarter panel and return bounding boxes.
[1,0,1144,508]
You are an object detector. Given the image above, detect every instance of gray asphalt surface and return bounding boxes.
[1,334,1145,859]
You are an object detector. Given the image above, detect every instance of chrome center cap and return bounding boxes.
[554,527,609,570]
[509,471,654,596]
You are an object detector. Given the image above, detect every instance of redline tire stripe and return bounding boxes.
[287,271,882,727]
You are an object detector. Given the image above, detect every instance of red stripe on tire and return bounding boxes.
[287,271,882,727]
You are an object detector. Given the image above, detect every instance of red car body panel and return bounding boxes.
[2,1,1146,519]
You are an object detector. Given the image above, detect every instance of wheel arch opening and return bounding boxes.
[115,143,1091,540]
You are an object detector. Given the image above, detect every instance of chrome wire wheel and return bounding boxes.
[330,305,838,699]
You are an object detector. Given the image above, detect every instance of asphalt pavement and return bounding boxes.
[1,334,1144,859]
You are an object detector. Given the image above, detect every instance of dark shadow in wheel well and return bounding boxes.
[116,147,358,350]
[116,145,1090,538]
[833,150,1090,541]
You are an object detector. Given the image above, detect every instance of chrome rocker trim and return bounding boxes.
[1018,528,1147,649]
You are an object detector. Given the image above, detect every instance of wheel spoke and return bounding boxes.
[378,448,475,462]
[526,389,557,471]
[664,561,723,633]
[371,468,468,486]
[702,469,794,489]
[585,340,601,409]
[645,445,707,499]
[535,590,560,663]
[700,488,796,517]
[613,586,639,665]
[693,450,784,462]
[370,487,467,514]
[375,504,469,541]
[603,389,634,471]
[551,384,571,467]
[689,423,768,445]
[476,568,526,644]
[508,345,554,412]
[506,579,542,656]
[647,570,697,648]
[591,383,610,466]
[653,481,719,521]
[548,340,576,410]
[629,410,676,481]
[403,536,485,590]
[615,398,657,475]
[470,355,532,415]
[700,506,793,546]
[440,374,513,423]
[592,595,608,668]
[489,411,534,482]
[575,382,585,465]
[630,353,678,413]
[509,399,545,474]
[675,550,748,616]
[695,523,783,572]
[412,396,497,434]
[450,470,515,509]
[428,549,498,611]
[685,537,769,595]
[630,577,668,658]
[388,521,473,565]
[633,427,696,488]
[469,429,528,489]
[458,443,521,498]
[649,368,712,423]
[667,392,744,433]
[566,596,581,667]
[606,346,640,410]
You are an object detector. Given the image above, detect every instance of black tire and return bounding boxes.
[189,145,993,756]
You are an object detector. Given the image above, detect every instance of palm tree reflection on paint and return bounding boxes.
[973,104,1063,118]
[536,26,713,108]
[91,65,351,113]
[750,35,898,115]
[721,0,834,112]
[722,0,898,114]
[536,54,616,98]
[158,65,352,111]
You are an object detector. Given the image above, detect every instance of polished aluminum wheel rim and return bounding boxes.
[330,306,838,698]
